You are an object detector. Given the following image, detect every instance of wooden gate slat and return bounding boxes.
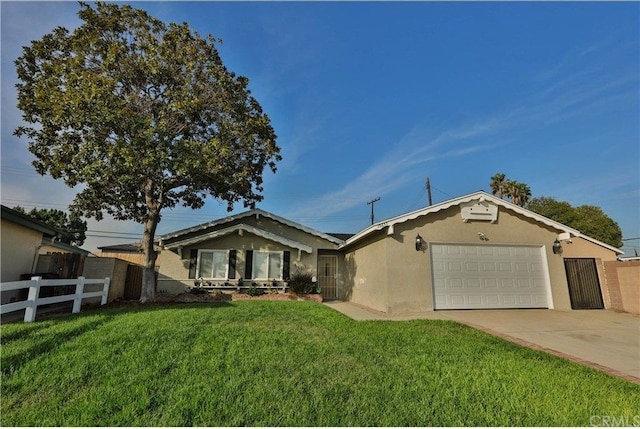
[564,258,604,309]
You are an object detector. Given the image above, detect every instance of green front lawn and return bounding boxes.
[1,301,638,426]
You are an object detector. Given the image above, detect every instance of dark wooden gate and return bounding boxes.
[564,258,604,309]
[124,265,143,300]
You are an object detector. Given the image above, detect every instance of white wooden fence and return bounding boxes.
[0,276,110,322]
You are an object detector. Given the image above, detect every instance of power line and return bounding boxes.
[86,229,141,236]
[367,197,380,225]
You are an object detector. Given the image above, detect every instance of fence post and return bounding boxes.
[24,276,41,322]
[73,277,85,313]
[101,277,110,305]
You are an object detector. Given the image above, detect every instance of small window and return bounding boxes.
[252,251,283,280]
[197,250,229,279]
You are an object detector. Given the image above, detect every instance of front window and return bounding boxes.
[253,251,282,280]
[197,250,229,279]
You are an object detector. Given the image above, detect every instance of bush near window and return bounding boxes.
[288,271,315,295]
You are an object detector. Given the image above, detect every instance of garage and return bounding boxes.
[431,243,550,310]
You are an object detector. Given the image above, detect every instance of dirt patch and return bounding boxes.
[102,291,323,308]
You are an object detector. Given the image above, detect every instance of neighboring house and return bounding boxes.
[98,242,145,266]
[104,191,624,313]
[1,205,89,303]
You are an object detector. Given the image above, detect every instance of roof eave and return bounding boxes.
[163,223,313,253]
[340,191,623,255]
[157,208,344,246]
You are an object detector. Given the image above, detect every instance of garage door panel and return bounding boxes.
[466,262,480,272]
[432,244,549,310]
[486,295,499,305]
[499,279,514,288]
[467,278,481,289]
[502,295,517,305]
[448,261,463,272]
[514,262,530,273]
[482,262,496,272]
[484,278,498,288]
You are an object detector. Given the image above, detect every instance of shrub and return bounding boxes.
[246,286,265,297]
[288,271,314,295]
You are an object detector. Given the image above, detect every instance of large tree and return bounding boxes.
[489,173,530,207]
[526,197,623,248]
[13,206,87,246]
[14,2,281,302]
[505,181,531,207]
[489,173,507,199]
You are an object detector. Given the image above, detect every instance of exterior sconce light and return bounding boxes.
[415,234,425,251]
[552,238,563,255]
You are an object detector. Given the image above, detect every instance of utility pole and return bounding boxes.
[367,197,380,225]
[426,177,433,206]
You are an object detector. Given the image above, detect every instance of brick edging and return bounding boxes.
[460,321,640,385]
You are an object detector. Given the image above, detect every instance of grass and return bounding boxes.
[1,301,639,426]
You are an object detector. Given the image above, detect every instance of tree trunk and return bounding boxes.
[140,182,161,303]
[140,215,159,303]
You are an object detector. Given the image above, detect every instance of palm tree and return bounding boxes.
[489,173,507,198]
[506,181,531,207]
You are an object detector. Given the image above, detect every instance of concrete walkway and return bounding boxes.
[323,301,640,383]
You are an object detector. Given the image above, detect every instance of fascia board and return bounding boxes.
[1,205,59,236]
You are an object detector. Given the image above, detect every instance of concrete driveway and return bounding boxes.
[324,301,640,383]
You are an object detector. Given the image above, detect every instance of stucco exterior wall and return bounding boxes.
[1,220,42,282]
[344,234,389,313]
[1,220,43,304]
[344,205,576,313]
[560,237,618,261]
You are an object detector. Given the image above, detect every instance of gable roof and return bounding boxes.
[341,191,623,255]
[162,223,314,253]
[1,205,59,236]
[157,208,345,245]
[1,205,89,254]
[326,232,355,241]
[98,242,143,253]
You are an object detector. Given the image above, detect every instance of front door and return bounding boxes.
[318,255,339,299]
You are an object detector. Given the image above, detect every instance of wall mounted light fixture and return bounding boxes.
[415,234,425,251]
[552,238,563,255]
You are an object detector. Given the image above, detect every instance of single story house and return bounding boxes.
[106,191,623,313]
[155,209,347,297]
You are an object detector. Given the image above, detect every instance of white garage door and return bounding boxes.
[431,244,549,310]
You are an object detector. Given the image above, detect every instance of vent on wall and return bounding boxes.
[461,202,498,223]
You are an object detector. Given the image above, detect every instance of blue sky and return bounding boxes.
[1,1,638,255]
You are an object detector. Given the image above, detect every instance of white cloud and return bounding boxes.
[289,117,506,219]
